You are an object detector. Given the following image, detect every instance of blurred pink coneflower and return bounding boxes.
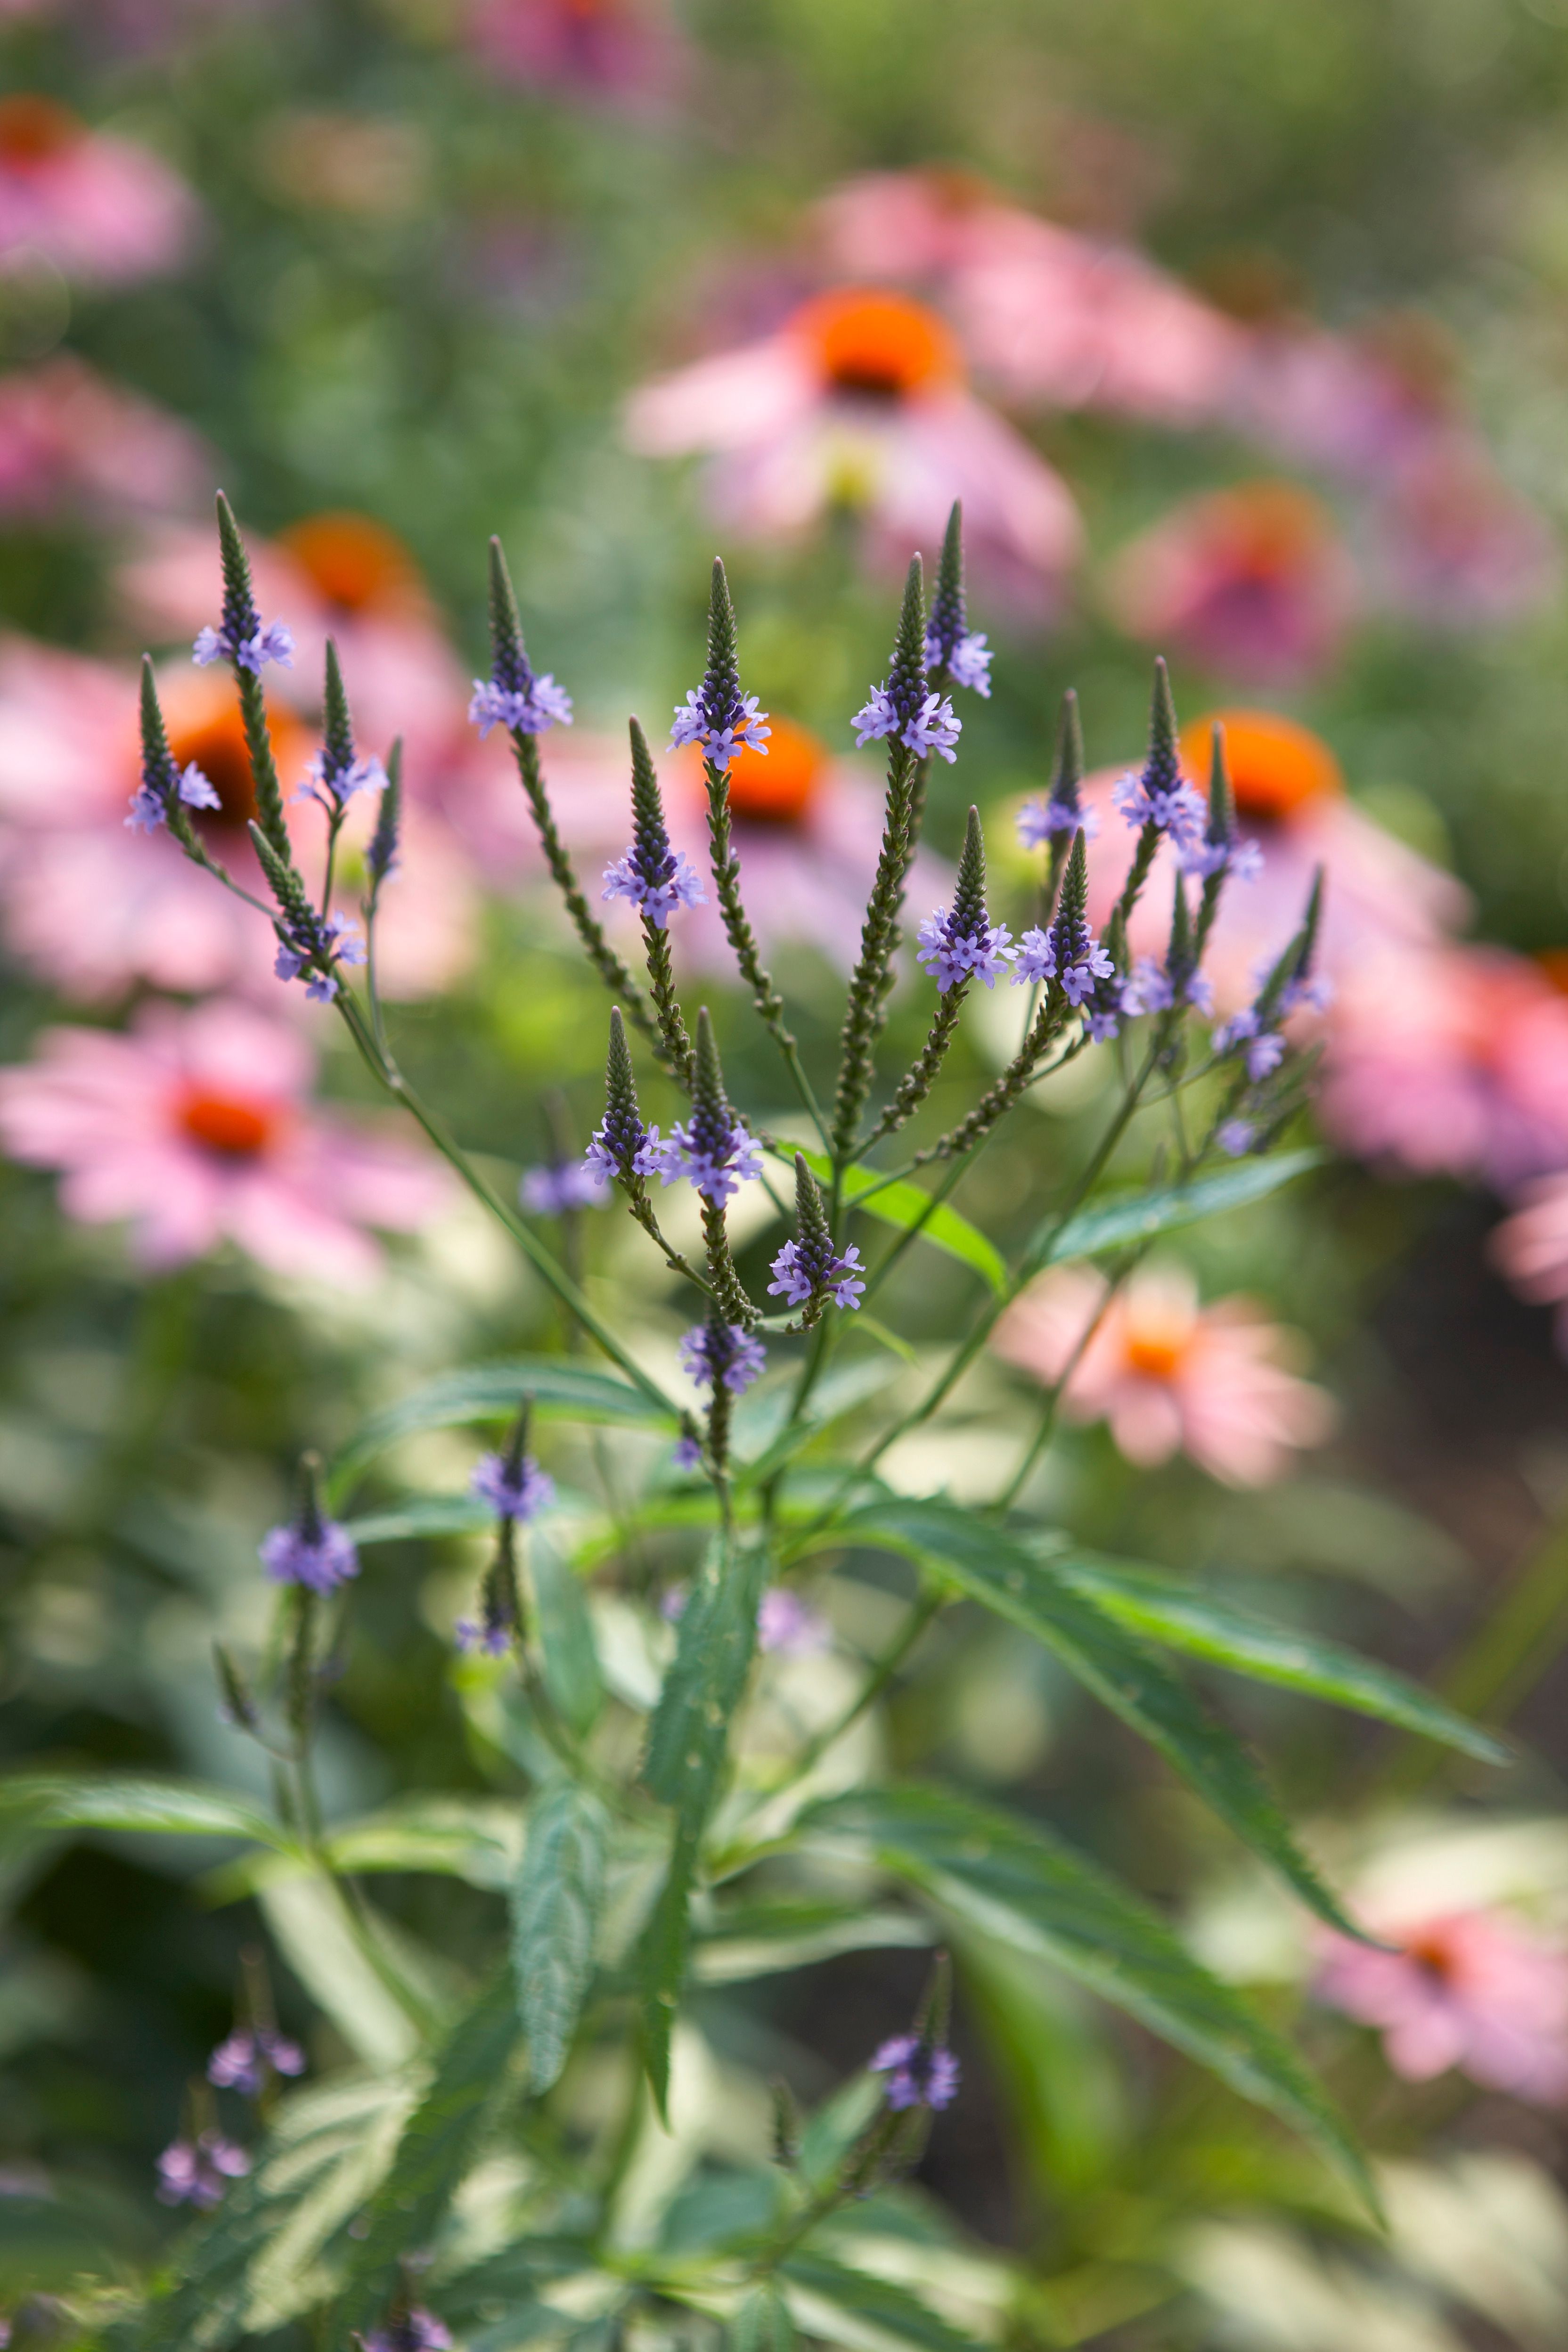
[1316,1909,1568,2102]
[0,94,198,282]
[1106,482,1356,685]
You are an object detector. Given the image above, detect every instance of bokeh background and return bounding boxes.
[11,1,1568,2343]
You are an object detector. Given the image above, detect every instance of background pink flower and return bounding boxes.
[1315,1909,1568,2101]
[466,0,685,101]
[0,355,212,522]
[0,999,451,1287]
[0,94,198,283]
[1489,1175,1568,1350]
[625,285,1082,606]
[1105,482,1356,684]
[993,1261,1332,1486]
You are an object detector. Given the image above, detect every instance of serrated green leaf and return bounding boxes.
[783,1147,1006,1297]
[638,1533,770,2112]
[329,1356,672,1500]
[733,2282,796,2352]
[530,1530,604,1737]
[806,1784,1372,2208]
[834,1497,1363,1939]
[0,1774,295,1854]
[512,1781,609,2092]
[781,2251,976,2352]
[1049,1552,1507,1762]
[334,1972,523,2333]
[1030,1148,1323,1272]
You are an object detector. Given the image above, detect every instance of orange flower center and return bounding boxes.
[277,511,425,616]
[0,96,82,165]
[1210,482,1332,583]
[168,706,260,833]
[1538,950,1568,998]
[1404,1926,1459,1982]
[1180,709,1344,825]
[146,675,310,845]
[1124,1332,1187,1382]
[725,715,825,827]
[176,1088,278,1159]
[792,288,962,400]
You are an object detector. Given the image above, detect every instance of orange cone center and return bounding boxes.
[176,1089,278,1159]
[1181,709,1344,825]
[792,288,963,400]
[725,714,825,826]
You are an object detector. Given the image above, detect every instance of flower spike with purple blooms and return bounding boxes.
[259,1453,359,1595]
[1017,688,1097,853]
[1123,875,1214,1020]
[365,739,402,900]
[471,1423,555,1524]
[679,1318,766,1396]
[192,506,294,678]
[130,655,220,835]
[521,1157,609,1216]
[586,1006,668,1191]
[246,816,366,1003]
[207,2025,305,2097]
[1111,659,1207,912]
[869,1950,960,2120]
[917,806,1015,994]
[662,1007,763,1207]
[603,720,707,930]
[1013,831,1116,1008]
[293,641,388,817]
[1182,720,1263,891]
[768,1153,866,1326]
[156,2130,251,2209]
[924,501,992,697]
[467,548,572,740]
[669,561,771,773]
[854,683,961,763]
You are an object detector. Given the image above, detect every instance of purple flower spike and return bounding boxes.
[853,684,962,764]
[521,1159,610,1215]
[468,674,573,740]
[601,845,707,929]
[1012,924,1115,1006]
[768,1237,866,1313]
[208,2025,306,2096]
[916,904,1014,994]
[471,1452,555,1522]
[194,619,294,675]
[273,907,366,1003]
[156,2132,251,2208]
[1112,767,1207,851]
[293,749,387,814]
[1217,1119,1258,1158]
[127,759,220,835]
[679,1322,766,1396]
[1017,796,1098,849]
[870,2034,961,2113]
[927,628,993,696]
[670,685,771,772]
[1123,957,1213,1019]
[259,1512,359,1595]
[662,1108,762,1207]
[358,2311,454,2352]
[672,1434,704,1472]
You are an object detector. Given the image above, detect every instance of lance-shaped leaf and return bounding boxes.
[781,2251,977,2352]
[778,1145,1006,1297]
[329,1356,672,1498]
[638,1532,770,2112]
[334,1972,523,2331]
[1046,1552,1507,1762]
[1030,1149,1323,1274]
[0,1774,297,1854]
[804,1784,1371,2206]
[511,1781,609,2092]
[830,1497,1364,1939]
[732,2282,796,2352]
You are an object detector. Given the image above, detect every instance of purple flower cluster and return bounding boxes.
[768,1236,866,1312]
[870,2034,961,2113]
[1217,1118,1258,1158]
[293,747,388,816]
[521,1159,609,1216]
[358,2312,453,2352]
[757,1587,832,1656]
[259,1513,360,1594]
[1013,922,1116,1009]
[208,2025,306,2096]
[455,1603,515,1658]
[916,903,1015,994]
[1181,830,1264,885]
[471,1451,555,1522]
[601,843,706,929]
[853,683,962,764]
[156,2131,251,2209]
[468,674,573,739]
[1212,1007,1286,1081]
[1017,795,1098,849]
[670,683,771,773]
[1112,767,1206,852]
[925,627,993,695]
[127,757,219,836]
[672,1433,704,1471]
[585,1106,666,1188]
[273,907,366,1003]
[194,618,294,675]
[662,1103,763,1207]
[1124,957,1215,1019]
[679,1322,767,1396]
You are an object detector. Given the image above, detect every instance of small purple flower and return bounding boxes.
[455,1612,514,1658]
[1212,1007,1284,1079]
[768,1237,866,1313]
[521,1160,610,1216]
[662,1111,762,1207]
[1017,796,1099,849]
[672,1434,704,1472]
[1217,1119,1258,1158]
[1278,970,1334,1016]
[1123,958,1213,1019]
[660,1583,688,1622]
[853,685,962,764]
[670,685,771,773]
[207,2026,306,2096]
[471,1452,555,1522]
[273,908,366,1002]
[870,2034,961,2113]
[1013,924,1116,1007]
[1112,769,1207,853]
[601,846,707,929]
[358,2311,454,2352]
[679,1323,766,1396]
[757,1588,831,1656]
[468,675,573,739]
[293,749,388,814]
[916,905,1014,995]
[156,2132,251,2209]
[259,1515,359,1595]
[1182,833,1264,884]
[585,1116,666,1189]
[127,760,220,835]
[926,627,993,696]
[194,620,294,674]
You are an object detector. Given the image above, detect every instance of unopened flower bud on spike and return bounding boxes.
[768,1153,866,1321]
[585,1006,666,1188]
[925,501,992,695]
[1017,686,1094,858]
[916,805,1014,994]
[259,1451,359,1594]
[130,654,219,838]
[366,739,402,891]
[604,718,705,929]
[197,495,293,856]
[1111,658,1205,917]
[663,1006,762,1208]
[296,642,386,816]
[470,537,572,739]
[669,557,770,771]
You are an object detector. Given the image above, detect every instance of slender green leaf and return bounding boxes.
[783,1147,1006,1297]
[330,1356,672,1499]
[530,1531,604,1736]
[511,1781,609,2092]
[638,1534,770,2111]
[733,2283,796,2352]
[834,1497,1363,1939]
[781,2252,976,2352]
[806,1785,1371,2205]
[0,1774,295,1854]
[335,1972,523,2332]
[341,1495,495,1544]
[1032,1149,1324,1272]
[1048,1552,1507,1762]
